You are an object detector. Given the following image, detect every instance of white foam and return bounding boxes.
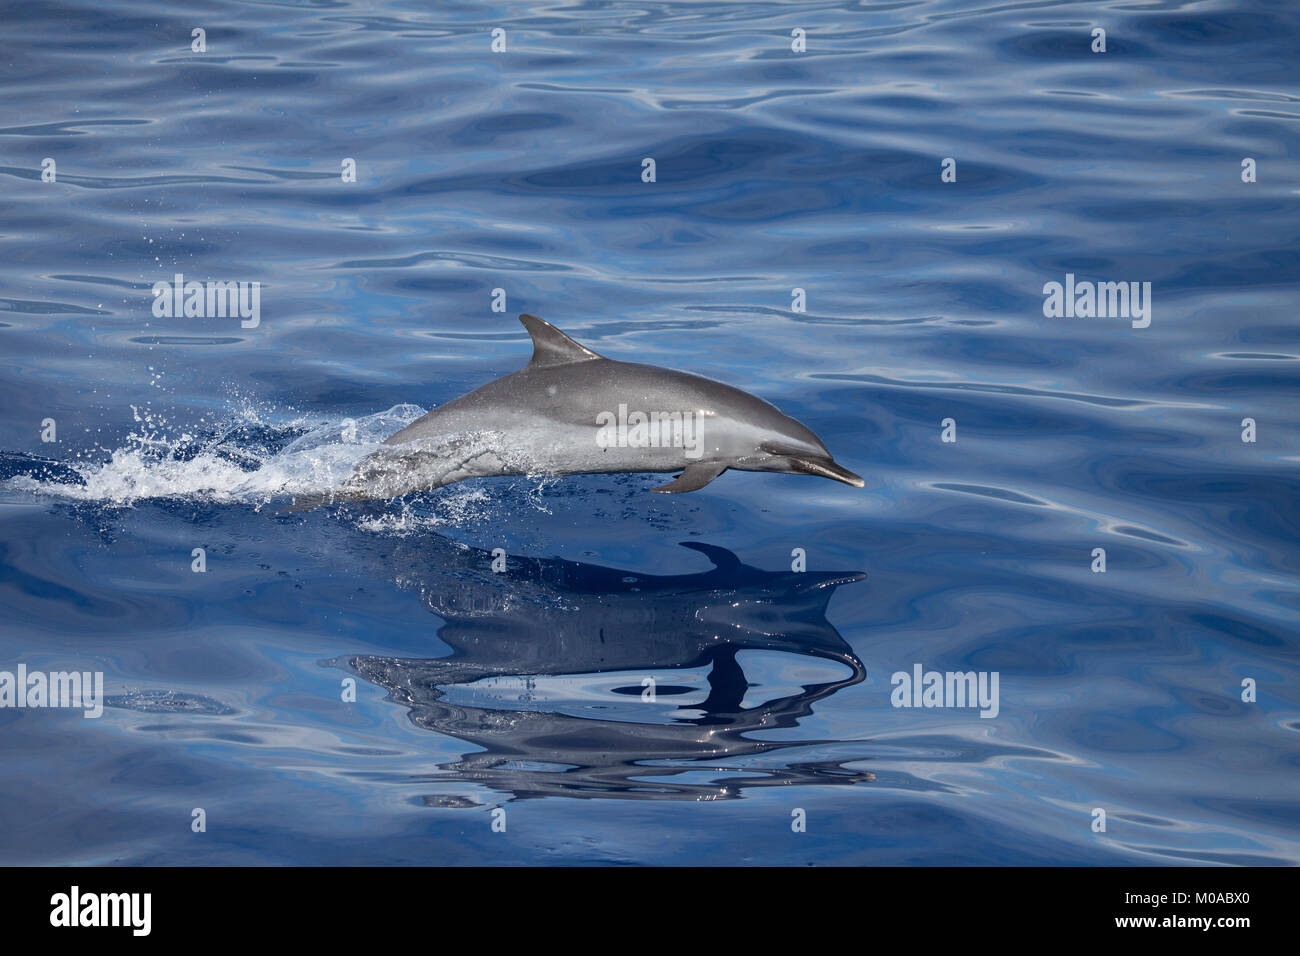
[353,486,494,536]
[6,404,427,509]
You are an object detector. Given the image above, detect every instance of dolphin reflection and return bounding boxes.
[334,540,871,801]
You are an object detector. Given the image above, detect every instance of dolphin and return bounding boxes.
[290,313,862,509]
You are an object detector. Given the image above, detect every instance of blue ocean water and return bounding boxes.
[1,0,1298,866]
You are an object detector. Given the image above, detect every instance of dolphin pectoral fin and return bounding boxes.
[519,314,604,368]
[649,462,727,493]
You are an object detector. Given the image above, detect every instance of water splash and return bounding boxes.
[352,486,495,536]
[2,403,427,508]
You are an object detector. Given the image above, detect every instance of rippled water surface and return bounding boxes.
[1,0,1298,865]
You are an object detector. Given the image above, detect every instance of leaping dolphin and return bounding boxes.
[289,314,862,509]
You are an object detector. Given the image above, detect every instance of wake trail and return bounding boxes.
[0,404,426,509]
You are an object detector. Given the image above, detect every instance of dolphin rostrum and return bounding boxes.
[291,313,862,508]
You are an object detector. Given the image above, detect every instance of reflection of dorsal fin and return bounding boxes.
[520,314,603,368]
[679,541,742,572]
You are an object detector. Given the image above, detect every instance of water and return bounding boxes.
[1,0,1298,865]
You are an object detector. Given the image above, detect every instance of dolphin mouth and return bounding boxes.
[792,457,865,488]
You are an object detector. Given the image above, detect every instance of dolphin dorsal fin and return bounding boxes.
[519,314,603,368]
